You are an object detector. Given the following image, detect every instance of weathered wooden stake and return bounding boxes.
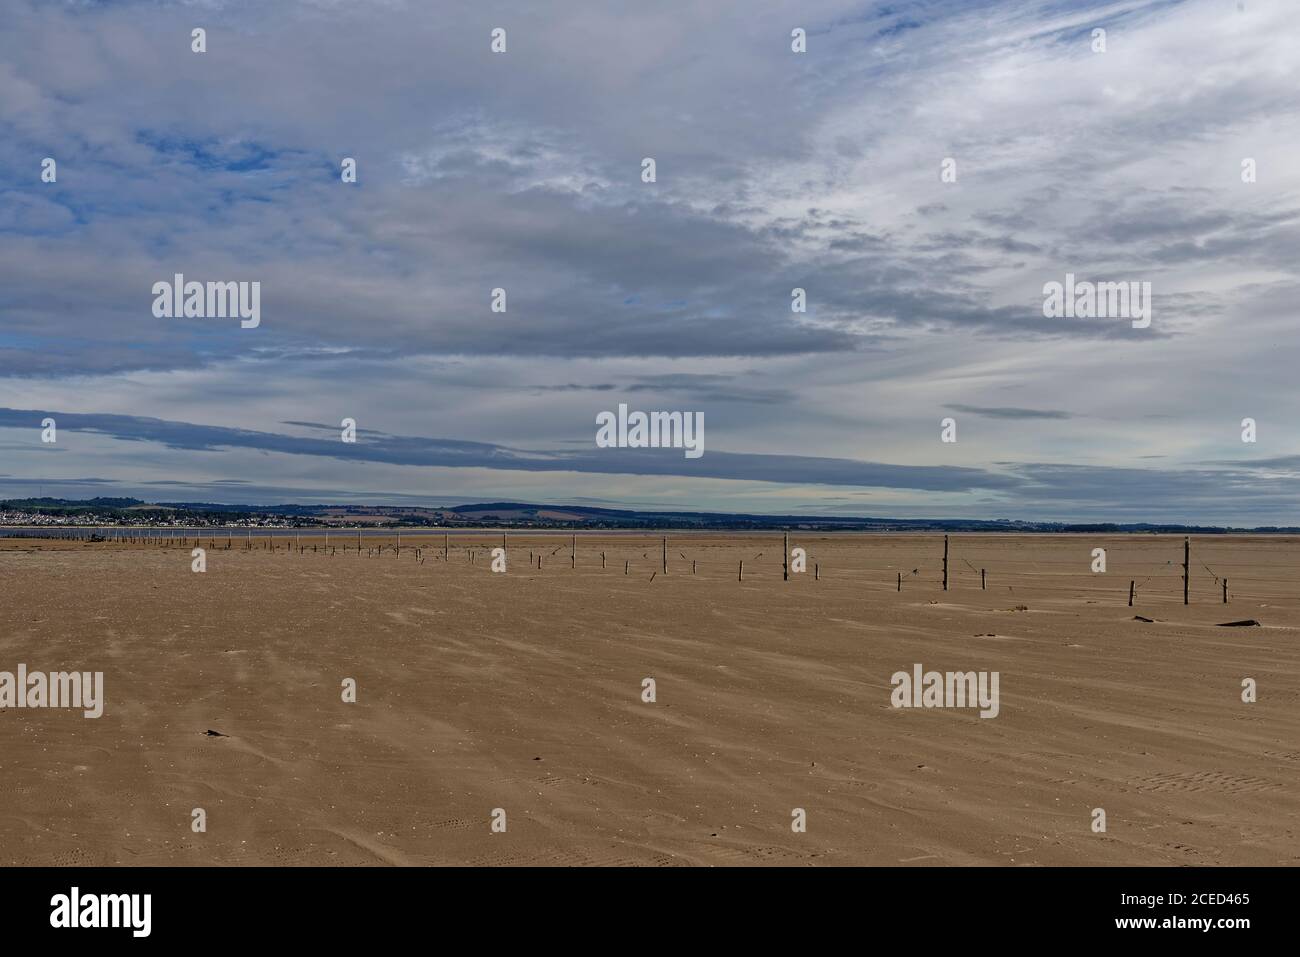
[783,531,789,581]
[942,535,949,591]
[981,568,986,590]
[897,571,901,592]
[739,560,744,582]
[662,537,667,575]
[1183,536,1189,605]
[1129,580,1134,606]
[1223,578,1228,604]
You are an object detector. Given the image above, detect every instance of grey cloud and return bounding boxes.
[947,404,1074,420]
[0,407,1018,493]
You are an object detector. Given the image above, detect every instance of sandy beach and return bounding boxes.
[1,532,1296,866]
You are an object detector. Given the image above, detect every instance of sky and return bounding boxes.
[1,0,1298,523]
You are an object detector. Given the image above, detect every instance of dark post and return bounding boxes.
[897,571,901,592]
[783,531,789,582]
[1223,578,1228,604]
[572,534,576,569]
[981,568,986,590]
[942,535,949,591]
[1183,536,1189,605]
[662,537,667,575]
[1129,580,1134,607]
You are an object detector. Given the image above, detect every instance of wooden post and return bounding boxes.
[942,535,949,591]
[572,534,576,569]
[601,551,606,569]
[739,560,743,582]
[981,568,986,590]
[692,560,697,575]
[1129,580,1134,607]
[357,528,361,555]
[624,560,629,575]
[1183,536,1189,605]
[662,537,667,575]
[897,571,901,592]
[815,563,819,581]
[783,531,789,582]
[1223,578,1228,604]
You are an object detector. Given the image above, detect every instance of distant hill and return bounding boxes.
[2,497,1297,533]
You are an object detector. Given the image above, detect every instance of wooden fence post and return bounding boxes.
[942,535,949,591]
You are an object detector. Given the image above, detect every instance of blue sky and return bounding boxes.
[2,0,1298,522]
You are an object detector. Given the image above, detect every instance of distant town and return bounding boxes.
[1,497,1295,535]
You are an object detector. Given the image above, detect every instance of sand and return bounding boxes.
[0,532,1297,866]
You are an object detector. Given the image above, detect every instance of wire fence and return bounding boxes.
[6,528,1300,607]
